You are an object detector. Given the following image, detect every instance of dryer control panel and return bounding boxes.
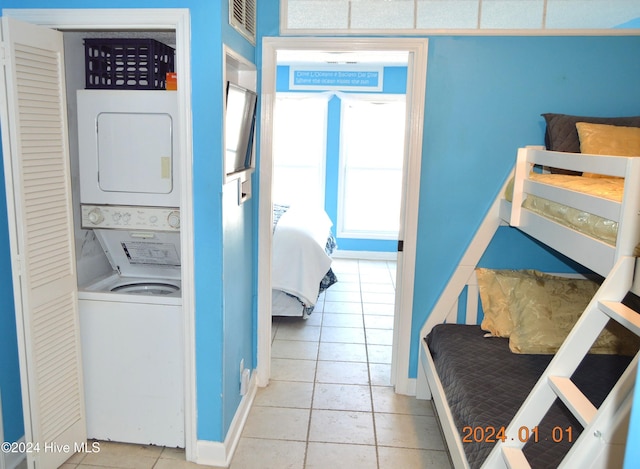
[81,205,180,231]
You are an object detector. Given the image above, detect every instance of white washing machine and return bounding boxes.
[78,204,184,447]
[79,204,181,300]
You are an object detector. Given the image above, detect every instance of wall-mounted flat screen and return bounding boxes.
[225,81,257,176]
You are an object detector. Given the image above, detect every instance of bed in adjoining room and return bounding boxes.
[418,113,640,469]
[271,203,338,318]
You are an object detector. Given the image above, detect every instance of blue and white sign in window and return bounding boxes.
[290,64,384,92]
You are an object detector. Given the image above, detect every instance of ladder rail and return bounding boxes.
[482,303,619,467]
[599,300,640,336]
[548,376,597,427]
[481,256,637,469]
[559,355,637,468]
[502,447,531,469]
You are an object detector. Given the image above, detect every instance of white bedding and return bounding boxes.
[272,289,309,317]
[272,205,333,307]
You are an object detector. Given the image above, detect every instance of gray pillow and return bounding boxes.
[543,113,640,153]
[542,113,640,175]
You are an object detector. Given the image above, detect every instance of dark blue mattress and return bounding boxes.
[425,324,632,468]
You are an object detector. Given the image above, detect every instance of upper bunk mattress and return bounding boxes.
[425,324,631,469]
[507,173,623,246]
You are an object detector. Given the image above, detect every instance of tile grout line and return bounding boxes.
[359,260,382,469]
[302,297,323,469]
[265,259,397,468]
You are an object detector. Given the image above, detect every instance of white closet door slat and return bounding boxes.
[0,16,86,469]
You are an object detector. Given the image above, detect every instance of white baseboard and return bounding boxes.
[195,371,257,467]
[195,439,226,467]
[396,377,417,397]
[4,436,26,469]
[332,250,397,261]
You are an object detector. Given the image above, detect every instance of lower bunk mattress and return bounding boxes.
[425,324,632,469]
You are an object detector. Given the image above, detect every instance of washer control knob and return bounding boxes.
[87,207,104,225]
[167,211,181,229]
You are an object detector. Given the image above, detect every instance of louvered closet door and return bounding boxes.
[0,17,85,469]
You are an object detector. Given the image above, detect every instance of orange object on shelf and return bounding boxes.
[166,72,177,90]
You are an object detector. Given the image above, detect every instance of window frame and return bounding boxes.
[336,93,407,240]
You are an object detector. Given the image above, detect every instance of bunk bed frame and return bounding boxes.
[417,146,640,469]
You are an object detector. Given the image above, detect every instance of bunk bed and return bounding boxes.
[272,203,337,317]
[417,118,640,469]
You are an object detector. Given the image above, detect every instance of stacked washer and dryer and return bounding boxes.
[76,89,184,447]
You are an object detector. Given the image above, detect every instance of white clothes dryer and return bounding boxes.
[77,90,180,207]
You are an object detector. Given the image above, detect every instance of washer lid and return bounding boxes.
[110,282,180,295]
[94,229,181,280]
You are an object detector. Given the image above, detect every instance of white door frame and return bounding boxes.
[2,8,196,460]
[258,37,428,395]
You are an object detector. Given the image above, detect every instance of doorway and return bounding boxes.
[272,88,406,246]
[258,37,428,395]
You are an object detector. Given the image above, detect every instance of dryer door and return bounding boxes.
[97,111,173,194]
[77,90,180,207]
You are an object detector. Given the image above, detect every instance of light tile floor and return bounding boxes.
[18,443,214,469]
[34,258,451,469]
[231,258,452,469]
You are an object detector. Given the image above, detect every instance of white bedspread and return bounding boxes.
[272,205,333,307]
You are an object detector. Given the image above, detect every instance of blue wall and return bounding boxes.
[0,0,255,444]
[261,5,640,376]
[2,0,640,458]
[221,179,255,433]
[259,7,640,459]
[625,368,640,467]
[411,35,640,376]
[0,155,23,443]
[276,64,407,253]
[220,1,257,440]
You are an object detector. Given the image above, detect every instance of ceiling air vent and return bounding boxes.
[230,0,256,44]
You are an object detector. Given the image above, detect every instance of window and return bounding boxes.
[272,94,329,208]
[282,0,640,33]
[338,95,405,239]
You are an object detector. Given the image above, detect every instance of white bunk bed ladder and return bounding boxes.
[483,256,640,469]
